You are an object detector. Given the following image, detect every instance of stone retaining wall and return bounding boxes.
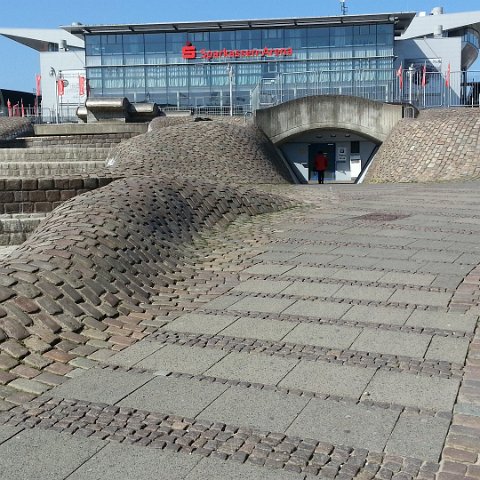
[365,108,480,183]
[0,118,33,141]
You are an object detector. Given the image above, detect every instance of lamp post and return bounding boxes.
[408,64,414,104]
[49,67,59,124]
[227,64,234,116]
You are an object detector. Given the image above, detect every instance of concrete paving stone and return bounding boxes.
[243,264,295,276]
[253,251,301,262]
[136,344,227,375]
[50,367,153,404]
[293,253,342,264]
[341,304,412,326]
[411,250,461,263]
[186,457,305,480]
[227,296,295,314]
[0,427,105,480]
[118,376,228,418]
[331,269,384,282]
[281,280,342,298]
[455,252,480,265]
[330,256,379,268]
[232,279,292,295]
[408,239,455,250]
[283,299,352,319]
[378,271,435,286]
[291,244,338,254]
[281,265,340,279]
[286,398,399,451]
[202,295,241,310]
[283,322,361,350]
[205,351,298,385]
[364,370,460,411]
[0,426,22,445]
[425,336,470,364]
[279,360,375,399]
[200,386,308,433]
[371,259,425,272]
[417,262,472,275]
[332,246,415,260]
[63,442,201,480]
[105,340,164,368]
[385,412,451,462]
[220,316,296,341]
[405,310,478,333]
[430,275,463,289]
[333,285,395,302]
[162,313,238,336]
[352,328,431,358]
[388,289,452,307]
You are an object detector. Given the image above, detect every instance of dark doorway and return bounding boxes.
[308,143,336,182]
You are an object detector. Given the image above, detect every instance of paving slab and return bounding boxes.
[118,376,228,418]
[286,398,399,451]
[341,304,412,326]
[388,289,452,307]
[283,299,351,319]
[232,279,292,294]
[281,265,340,279]
[136,344,227,375]
[205,351,298,385]
[0,426,23,445]
[243,264,295,276]
[330,256,379,268]
[0,427,105,480]
[200,386,308,433]
[202,295,241,310]
[279,360,375,399]
[332,269,384,282]
[162,313,238,335]
[185,457,306,479]
[68,442,200,480]
[333,285,395,302]
[364,370,460,411]
[385,412,451,462]
[283,322,361,349]
[227,296,295,314]
[418,262,472,276]
[425,335,470,364]
[405,310,478,333]
[378,271,436,287]
[50,367,153,404]
[411,250,461,263]
[351,329,431,359]
[280,280,342,297]
[253,251,301,262]
[220,316,296,341]
[106,340,164,368]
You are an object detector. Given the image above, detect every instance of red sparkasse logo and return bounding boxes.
[182,41,196,59]
[182,42,293,60]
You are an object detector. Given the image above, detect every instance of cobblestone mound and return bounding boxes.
[106,120,293,184]
[365,108,480,183]
[0,176,291,392]
[0,118,33,141]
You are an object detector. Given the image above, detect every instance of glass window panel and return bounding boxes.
[124,67,145,89]
[168,65,188,87]
[101,34,123,55]
[103,67,124,89]
[123,34,144,54]
[145,33,166,53]
[86,56,101,67]
[307,27,330,47]
[146,66,167,88]
[86,35,101,56]
[330,26,353,47]
[102,55,123,66]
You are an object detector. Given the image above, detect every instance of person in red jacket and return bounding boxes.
[314,151,328,184]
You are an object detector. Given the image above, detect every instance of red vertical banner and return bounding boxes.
[396,62,403,90]
[21,99,25,117]
[57,79,65,96]
[35,74,41,96]
[421,63,427,87]
[7,99,12,117]
[79,75,86,96]
[445,63,451,87]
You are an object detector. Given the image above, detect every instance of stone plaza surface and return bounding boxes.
[0,181,480,479]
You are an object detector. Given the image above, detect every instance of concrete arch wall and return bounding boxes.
[255,95,404,145]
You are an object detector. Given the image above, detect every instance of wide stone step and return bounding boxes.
[0,161,106,177]
[0,213,45,245]
[0,147,110,162]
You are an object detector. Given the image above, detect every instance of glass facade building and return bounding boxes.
[83,17,401,110]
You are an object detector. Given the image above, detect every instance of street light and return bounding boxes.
[227,64,234,116]
[49,67,59,123]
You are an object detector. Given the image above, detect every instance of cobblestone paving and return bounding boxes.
[0,181,479,479]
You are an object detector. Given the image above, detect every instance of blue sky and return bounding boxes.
[1,0,479,92]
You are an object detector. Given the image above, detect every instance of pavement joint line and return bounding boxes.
[146,330,464,379]
[0,396,442,479]
[194,307,473,340]
[62,442,110,480]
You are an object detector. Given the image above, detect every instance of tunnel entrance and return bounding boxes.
[279,128,380,183]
